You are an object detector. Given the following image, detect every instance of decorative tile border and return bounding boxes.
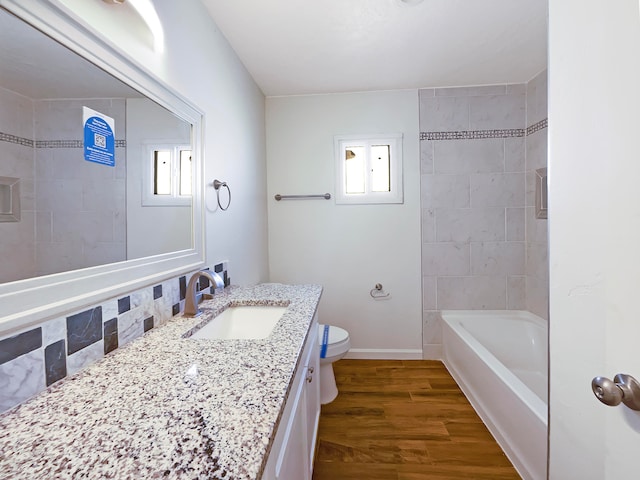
[1,132,126,148]
[420,118,548,141]
[420,128,525,141]
[35,139,127,148]
[0,132,33,147]
[526,118,548,136]
[0,262,230,413]
[35,140,83,148]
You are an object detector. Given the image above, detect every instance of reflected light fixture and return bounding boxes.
[129,0,165,53]
[101,0,165,53]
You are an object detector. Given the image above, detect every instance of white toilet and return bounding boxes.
[318,323,351,404]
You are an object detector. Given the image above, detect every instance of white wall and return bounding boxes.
[266,90,422,358]
[58,0,270,286]
[151,2,269,286]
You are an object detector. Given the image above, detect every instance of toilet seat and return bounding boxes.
[318,324,350,359]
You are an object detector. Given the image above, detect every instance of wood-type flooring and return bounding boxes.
[312,359,521,480]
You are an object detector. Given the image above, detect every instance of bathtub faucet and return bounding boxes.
[183,270,225,317]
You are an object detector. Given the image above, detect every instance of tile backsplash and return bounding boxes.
[0,262,229,414]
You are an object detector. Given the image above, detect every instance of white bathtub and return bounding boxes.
[441,310,547,480]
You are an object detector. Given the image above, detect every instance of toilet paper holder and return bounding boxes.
[370,283,390,299]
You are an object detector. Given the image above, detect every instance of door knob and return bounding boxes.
[592,374,640,411]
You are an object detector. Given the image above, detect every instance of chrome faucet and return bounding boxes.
[183,270,225,317]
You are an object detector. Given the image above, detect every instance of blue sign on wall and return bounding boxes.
[83,107,115,167]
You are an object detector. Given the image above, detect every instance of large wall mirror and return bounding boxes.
[0,1,205,334]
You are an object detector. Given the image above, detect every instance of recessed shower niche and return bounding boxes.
[0,176,20,222]
[535,167,548,220]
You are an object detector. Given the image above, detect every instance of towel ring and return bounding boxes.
[213,179,231,211]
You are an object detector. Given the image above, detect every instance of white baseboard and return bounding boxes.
[344,348,423,360]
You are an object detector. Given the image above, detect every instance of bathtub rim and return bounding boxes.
[441,309,548,425]
[441,309,549,480]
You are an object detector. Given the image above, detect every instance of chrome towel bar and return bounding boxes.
[274,193,331,201]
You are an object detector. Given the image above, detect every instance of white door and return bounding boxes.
[549,0,640,478]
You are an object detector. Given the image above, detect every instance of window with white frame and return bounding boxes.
[334,133,403,204]
[142,144,192,206]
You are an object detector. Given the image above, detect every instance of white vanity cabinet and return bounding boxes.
[262,314,320,480]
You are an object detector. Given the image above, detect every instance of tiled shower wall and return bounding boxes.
[0,263,230,414]
[35,98,127,276]
[525,71,549,320]
[0,92,127,282]
[420,72,549,358]
[0,86,36,283]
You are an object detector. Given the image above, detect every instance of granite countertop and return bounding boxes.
[0,283,322,480]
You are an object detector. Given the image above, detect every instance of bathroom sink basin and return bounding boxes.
[189,305,287,340]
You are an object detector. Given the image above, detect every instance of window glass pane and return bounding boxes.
[371,144,391,192]
[179,149,192,196]
[154,150,171,195]
[345,146,365,194]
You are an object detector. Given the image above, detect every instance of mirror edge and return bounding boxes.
[0,0,206,336]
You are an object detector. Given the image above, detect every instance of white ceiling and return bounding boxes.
[0,2,548,100]
[200,0,548,97]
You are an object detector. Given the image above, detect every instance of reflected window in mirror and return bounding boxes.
[179,149,192,196]
[145,144,192,206]
[154,150,172,195]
